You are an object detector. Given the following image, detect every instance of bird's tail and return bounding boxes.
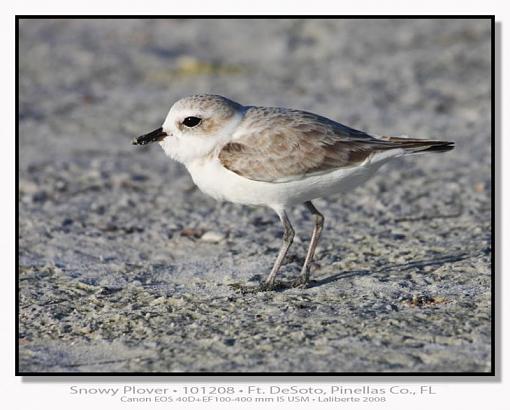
[381,135,455,154]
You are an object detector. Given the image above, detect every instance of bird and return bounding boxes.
[133,94,454,290]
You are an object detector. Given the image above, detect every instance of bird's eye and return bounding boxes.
[182,116,202,127]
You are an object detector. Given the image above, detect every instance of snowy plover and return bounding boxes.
[133,94,454,290]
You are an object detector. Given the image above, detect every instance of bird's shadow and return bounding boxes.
[231,252,470,293]
[311,252,470,288]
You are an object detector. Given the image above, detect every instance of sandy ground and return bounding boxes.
[18,18,492,373]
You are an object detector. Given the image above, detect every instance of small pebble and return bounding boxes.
[201,231,225,243]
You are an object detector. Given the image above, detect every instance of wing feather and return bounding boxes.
[218,107,447,182]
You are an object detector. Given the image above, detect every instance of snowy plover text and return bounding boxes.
[133,94,454,290]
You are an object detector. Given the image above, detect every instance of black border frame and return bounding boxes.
[15,15,496,377]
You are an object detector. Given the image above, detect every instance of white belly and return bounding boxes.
[185,154,395,209]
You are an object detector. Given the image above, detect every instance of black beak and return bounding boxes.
[132,127,168,145]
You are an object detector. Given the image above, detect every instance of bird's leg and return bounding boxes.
[293,201,324,288]
[262,209,294,290]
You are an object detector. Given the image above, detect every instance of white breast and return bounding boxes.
[185,151,400,209]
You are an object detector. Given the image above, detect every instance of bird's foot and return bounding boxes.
[292,275,310,289]
[228,281,284,293]
[258,281,279,292]
[258,278,292,292]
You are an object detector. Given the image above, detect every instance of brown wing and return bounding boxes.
[218,107,399,183]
